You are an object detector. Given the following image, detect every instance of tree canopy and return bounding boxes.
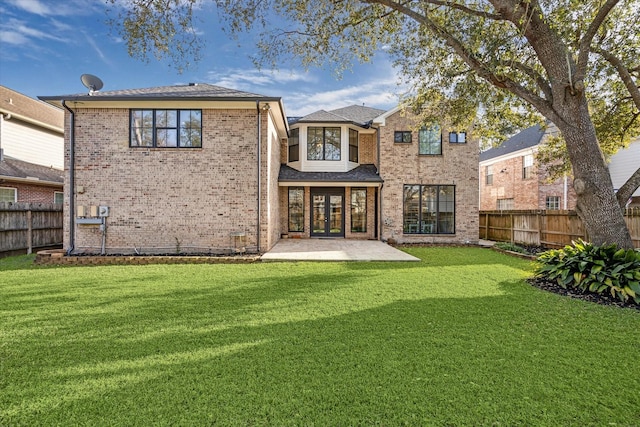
[107,0,640,247]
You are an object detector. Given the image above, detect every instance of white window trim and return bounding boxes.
[0,187,18,203]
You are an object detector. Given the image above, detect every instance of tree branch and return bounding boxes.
[592,46,640,112]
[499,59,553,101]
[575,0,621,80]
[364,0,558,120]
[418,0,505,21]
[616,165,640,209]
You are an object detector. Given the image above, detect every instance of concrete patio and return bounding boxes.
[261,239,420,262]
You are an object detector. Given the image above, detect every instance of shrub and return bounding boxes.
[495,242,529,254]
[536,239,640,305]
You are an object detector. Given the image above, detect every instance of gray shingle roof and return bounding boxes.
[0,156,64,184]
[479,125,545,162]
[40,83,278,102]
[0,85,64,130]
[291,105,386,127]
[279,164,383,183]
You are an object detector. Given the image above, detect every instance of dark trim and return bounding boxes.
[402,184,456,235]
[129,109,202,148]
[61,100,75,254]
[310,187,345,237]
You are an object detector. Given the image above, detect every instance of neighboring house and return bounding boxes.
[479,124,577,211]
[0,85,64,203]
[609,137,640,207]
[0,154,64,203]
[40,83,479,255]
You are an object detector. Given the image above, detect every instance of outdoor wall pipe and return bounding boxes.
[62,100,75,254]
[376,125,383,241]
[256,101,262,253]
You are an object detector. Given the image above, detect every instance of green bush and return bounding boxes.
[536,239,640,305]
[495,242,529,254]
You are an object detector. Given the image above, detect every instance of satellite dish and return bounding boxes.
[80,74,104,94]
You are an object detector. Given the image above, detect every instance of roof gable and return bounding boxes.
[479,125,545,162]
[292,105,386,126]
[0,85,63,131]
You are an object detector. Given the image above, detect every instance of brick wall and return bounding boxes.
[359,133,377,166]
[64,107,277,254]
[0,181,62,204]
[378,110,479,244]
[480,152,577,210]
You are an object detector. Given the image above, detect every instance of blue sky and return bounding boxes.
[0,0,402,116]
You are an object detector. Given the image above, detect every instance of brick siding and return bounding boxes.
[378,110,479,244]
[64,107,280,254]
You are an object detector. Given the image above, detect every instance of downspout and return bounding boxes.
[376,124,383,241]
[563,175,568,210]
[256,101,262,253]
[62,100,75,254]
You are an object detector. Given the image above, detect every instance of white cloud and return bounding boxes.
[84,33,112,66]
[206,68,317,93]
[5,0,101,16]
[0,30,29,45]
[7,0,53,16]
[0,19,66,46]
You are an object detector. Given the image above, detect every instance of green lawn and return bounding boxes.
[1,247,638,426]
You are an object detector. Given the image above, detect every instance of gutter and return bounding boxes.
[61,100,75,254]
[0,108,64,134]
[376,123,383,241]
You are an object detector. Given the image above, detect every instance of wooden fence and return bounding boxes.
[0,202,63,256]
[480,209,640,249]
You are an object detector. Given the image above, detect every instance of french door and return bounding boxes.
[310,188,345,237]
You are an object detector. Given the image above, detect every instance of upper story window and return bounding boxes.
[394,131,412,143]
[307,127,341,161]
[0,187,17,202]
[130,109,202,148]
[419,126,442,155]
[522,154,534,179]
[449,131,466,143]
[486,165,493,185]
[349,129,359,163]
[289,128,300,162]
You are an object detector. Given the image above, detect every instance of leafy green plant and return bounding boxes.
[495,242,529,254]
[536,239,640,304]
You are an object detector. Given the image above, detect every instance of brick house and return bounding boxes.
[41,83,478,254]
[1,86,64,203]
[479,124,577,211]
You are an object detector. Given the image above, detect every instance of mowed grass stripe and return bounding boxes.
[1,247,638,426]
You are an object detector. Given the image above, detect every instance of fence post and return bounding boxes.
[27,209,33,254]
[485,212,489,239]
[510,213,514,243]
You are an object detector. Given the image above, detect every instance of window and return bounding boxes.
[307,127,341,160]
[497,198,514,210]
[0,187,17,202]
[288,128,299,162]
[130,109,202,148]
[522,154,534,179]
[449,131,466,143]
[486,165,493,185]
[351,188,367,232]
[403,185,455,234]
[394,131,412,143]
[419,126,442,155]
[349,129,359,163]
[288,187,304,232]
[54,192,64,204]
[546,196,560,210]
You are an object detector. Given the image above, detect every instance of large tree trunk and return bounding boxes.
[556,105,633,248]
